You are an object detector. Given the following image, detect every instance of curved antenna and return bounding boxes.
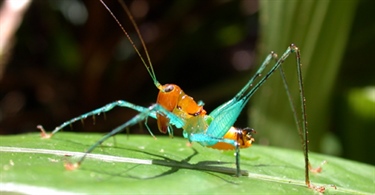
[99,0,162,89]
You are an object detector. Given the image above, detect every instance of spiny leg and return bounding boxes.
[278,45,313,188]
[246,45,319,188]
[204,44,322,190]
[260,45,313,188]
[276,53,316,181]
[270,45,324,191]
[65,103,184,170]
[38,100,157,138]
[264,47,312,184]
[195,45,298,177]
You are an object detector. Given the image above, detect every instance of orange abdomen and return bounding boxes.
[208,127,255,150]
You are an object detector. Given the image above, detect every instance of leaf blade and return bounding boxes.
[0,133,374,194]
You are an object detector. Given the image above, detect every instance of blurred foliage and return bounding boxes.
[250,0,374,165]
[250,0,375,166]
[0,0,374,166]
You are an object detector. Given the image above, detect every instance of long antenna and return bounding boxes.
[99,0,161,89]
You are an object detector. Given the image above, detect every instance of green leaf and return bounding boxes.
[1,133,373,194]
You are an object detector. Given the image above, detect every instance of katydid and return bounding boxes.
[38,0,324,192]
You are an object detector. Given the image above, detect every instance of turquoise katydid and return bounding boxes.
[38,0,324,192]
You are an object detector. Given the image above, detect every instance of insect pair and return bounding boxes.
[38,0,324,192]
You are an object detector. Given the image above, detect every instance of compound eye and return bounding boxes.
[243,127,256,137]
[164,85,174,92]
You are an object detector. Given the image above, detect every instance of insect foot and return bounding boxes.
[37,125,53,139]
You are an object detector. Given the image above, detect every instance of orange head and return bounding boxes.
[156,84,206,134]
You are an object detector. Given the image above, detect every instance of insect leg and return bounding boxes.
[206,45,302,141]
[66,103,184,169]
[199,45,309,179]
[39,100,157,138]
[187,133,242,176]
